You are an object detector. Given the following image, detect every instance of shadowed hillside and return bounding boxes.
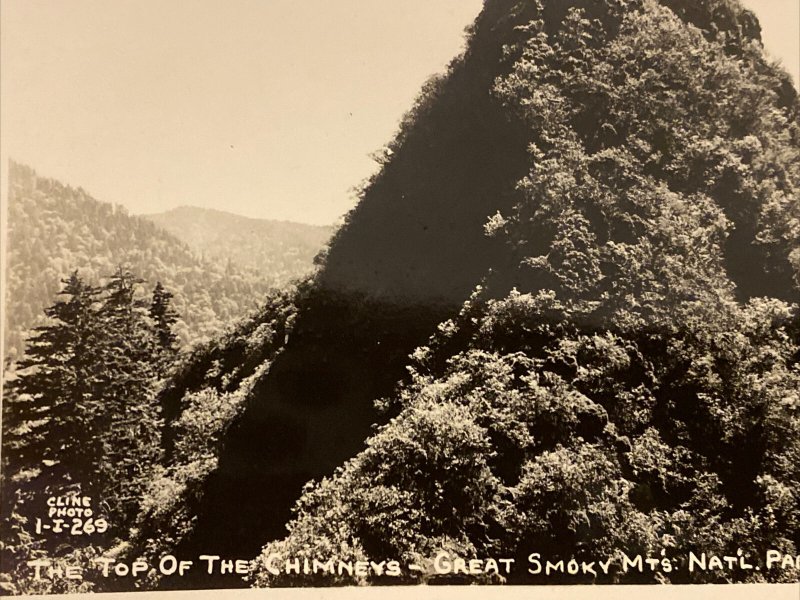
[131,0,800,589]
[139,1,540,585]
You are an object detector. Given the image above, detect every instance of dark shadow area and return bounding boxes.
[161,1,541,587]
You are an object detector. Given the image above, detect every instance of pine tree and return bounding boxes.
[1,268,182,591]
[1,272,105,591]
[93,267,163,521]
[3,271,104,492]
[2,269,175,539]
[150,281,178,356]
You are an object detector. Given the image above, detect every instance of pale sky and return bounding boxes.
[1,0,798,225]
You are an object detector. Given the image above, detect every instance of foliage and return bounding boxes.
[150,281,179,358]
[122,286,299,584]
[9,0,792,590]
[250,0,800,586]
[0,270,180,594]
[143,206,331,289]
[3,162,293,362]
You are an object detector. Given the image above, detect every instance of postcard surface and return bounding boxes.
[1,0,799,596]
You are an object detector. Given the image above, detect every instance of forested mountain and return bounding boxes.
[142,206,332,286]
[121,0,800,588]
[3,0,800,592]
[3,162,319,361]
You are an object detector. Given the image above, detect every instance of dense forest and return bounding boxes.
[3,162,328,362]
[2,0,799,593]
[1,269,181,593]
[143,206,332,285]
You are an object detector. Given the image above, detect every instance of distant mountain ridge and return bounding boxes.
[3,162,329,361]
[142,206,332,285]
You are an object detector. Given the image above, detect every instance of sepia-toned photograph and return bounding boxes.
[1,0,799,597]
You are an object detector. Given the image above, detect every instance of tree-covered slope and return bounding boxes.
[132,0,799,588]
[133,0,542,582]
[249,0,800,584]
[142,206,332,287]
[3,162,287,359]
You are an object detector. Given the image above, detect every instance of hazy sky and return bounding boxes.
[1,0,798,225]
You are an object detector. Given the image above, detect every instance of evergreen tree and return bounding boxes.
[1,268,179,592]
[93,267,163,521]
[150,281,179,356]
[3,271,104,492]
[1,272,105,592]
